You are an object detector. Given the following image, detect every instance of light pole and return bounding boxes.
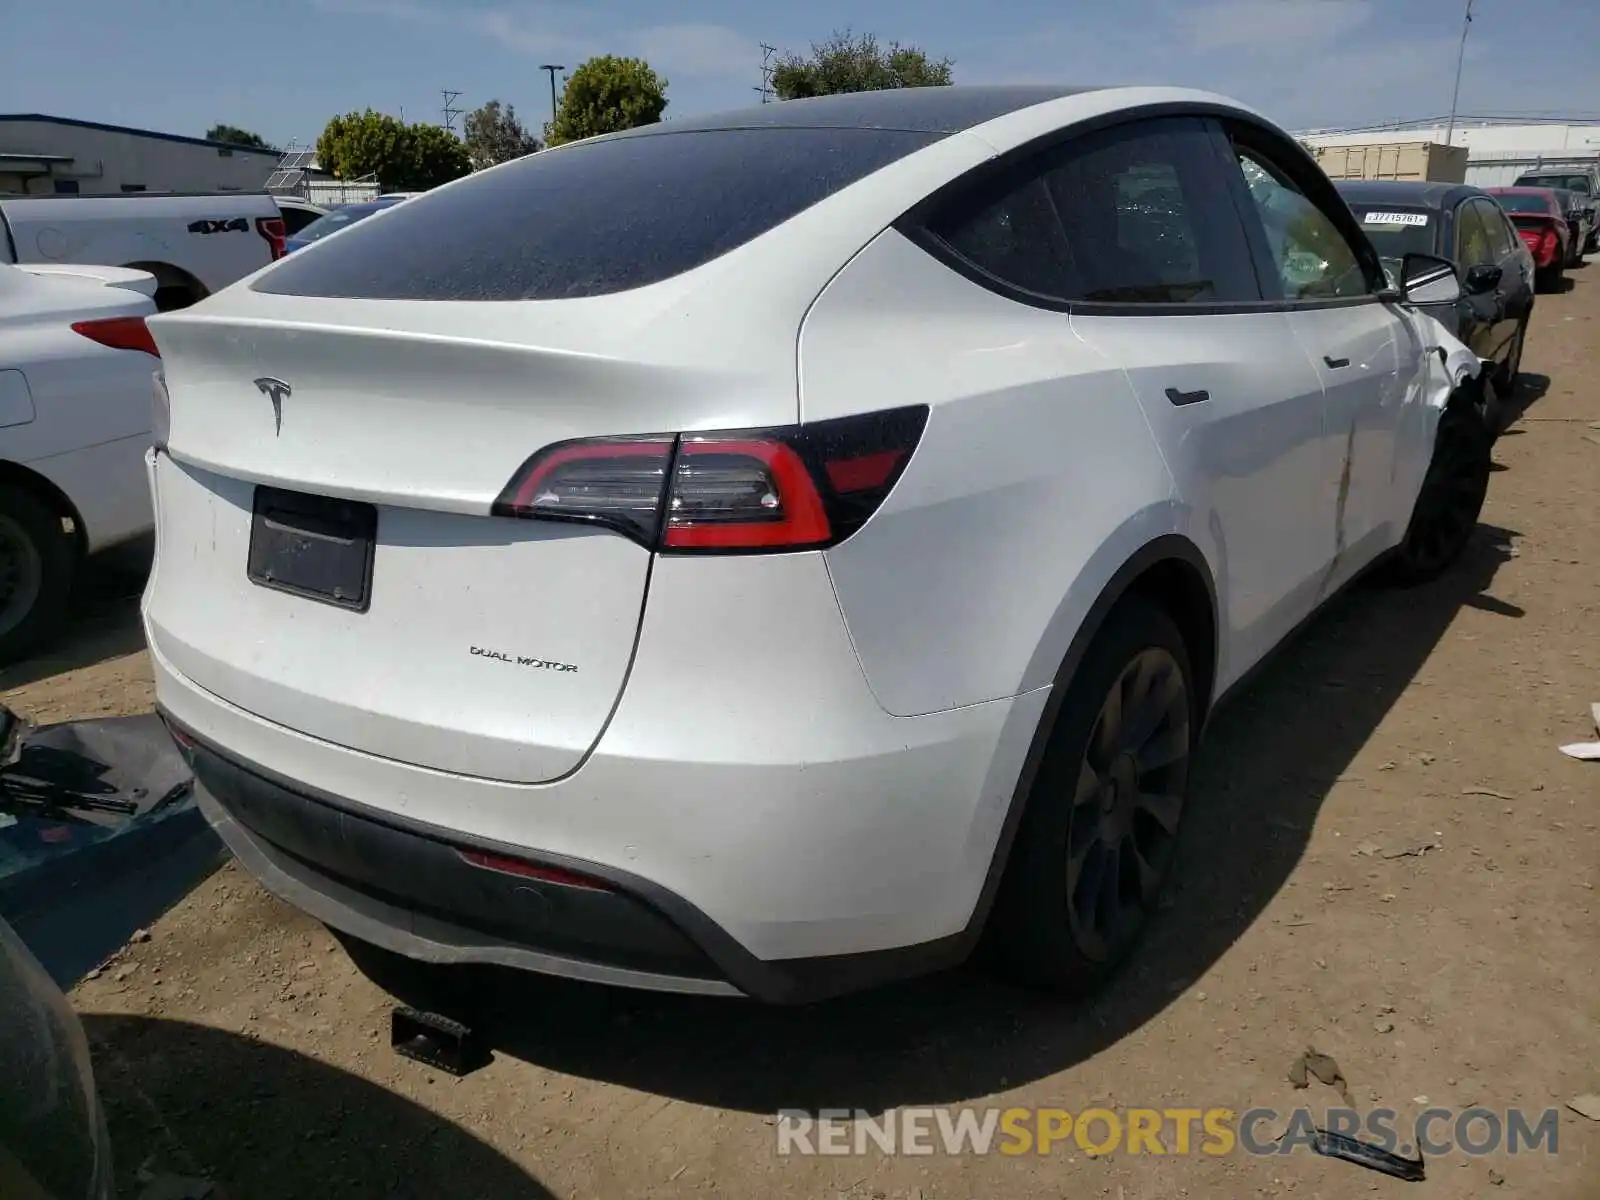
[1444,0,1474,146]
[540,64,566,126]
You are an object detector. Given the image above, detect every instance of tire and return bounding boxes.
[1535,264,1561,293]
[152,285,194,313]
[0,485,77,666]
[1390,404,1491,586]
[987,594,1196,996]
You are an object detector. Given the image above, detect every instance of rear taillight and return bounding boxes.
[1541,229,1559,258]
[458,848,611,891]
[256,216,287,260]
[70,315,159,357]
[492,405,928,553]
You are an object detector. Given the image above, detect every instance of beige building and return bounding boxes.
[0,114,280,195]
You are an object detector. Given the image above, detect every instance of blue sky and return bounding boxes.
[5,0,1597,148]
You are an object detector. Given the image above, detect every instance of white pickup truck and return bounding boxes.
[0,192,289,311]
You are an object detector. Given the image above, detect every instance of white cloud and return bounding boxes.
[311,0,749,83]
[629,24,755,80]
[1179,0,1373,54]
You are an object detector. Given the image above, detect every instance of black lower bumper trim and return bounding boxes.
[164,710,973,1003]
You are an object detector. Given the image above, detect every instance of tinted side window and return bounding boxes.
[255,127,942,301]
[1455,200,1492,265]
[922,117,1260,305]
[1474,199,1514,258]
[1231,150,1369,300]
[277,207,322,236]
[930,175,1076,299]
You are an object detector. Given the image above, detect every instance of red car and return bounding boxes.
[1486,187,1571,291]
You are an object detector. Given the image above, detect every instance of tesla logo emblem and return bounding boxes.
[253,377,291,435]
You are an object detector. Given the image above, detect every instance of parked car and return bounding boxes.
[1549,188,1595,266]
[1512,167,1600,248]
[0,262,160,662]
[0,915,115,1199]
[1485,187,1572,290]
[283,196,410,254]
[1337,180,1534,430]
[146,86,1491,1004]
[0,193,286,311]
[274,195,328,237]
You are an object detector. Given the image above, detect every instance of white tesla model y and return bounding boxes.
[143,86,1489,1003]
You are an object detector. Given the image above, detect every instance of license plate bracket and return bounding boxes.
[247,486,377,612]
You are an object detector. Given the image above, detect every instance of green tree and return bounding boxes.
[205,123,274,151]
[463,99,541,169]
[315,110,470,191]
[773,29,953,100]
[404,123,473,188]
[545,56,668,148]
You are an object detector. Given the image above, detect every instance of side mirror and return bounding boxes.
[1464,263,1503,294]
[1399,253,1462,305]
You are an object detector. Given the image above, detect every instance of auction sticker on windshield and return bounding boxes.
[1362,211,1430,226]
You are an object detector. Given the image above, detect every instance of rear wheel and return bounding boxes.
[1390,405,1491,585]
[0,486,77,665]
[988,595,1195,996]
[1536,261,1565,292]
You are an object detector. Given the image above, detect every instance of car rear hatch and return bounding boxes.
[145,288,807,784]
[141,119,960,784]
[1509,213,1561,256]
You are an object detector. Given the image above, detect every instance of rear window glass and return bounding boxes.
[254,127,941,301]
[1515,174,1591,195]
[1493,192,1556,214]
[1350,206,1436,262]
[292,202,394,244]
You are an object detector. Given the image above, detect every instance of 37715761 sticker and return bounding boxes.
[1361,211,1430,226]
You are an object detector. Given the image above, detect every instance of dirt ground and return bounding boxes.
[7,275,1599,1199]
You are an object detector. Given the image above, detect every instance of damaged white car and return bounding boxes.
[144,88,1494,1003]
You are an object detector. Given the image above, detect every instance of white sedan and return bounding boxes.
[0,262,159,663]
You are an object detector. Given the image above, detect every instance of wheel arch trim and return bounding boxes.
[957,533,1219,949]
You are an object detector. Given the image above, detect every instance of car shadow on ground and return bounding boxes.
[347,524,1519,1116]
[0,538,151,691]
[1499,371,1552,434]
[85,1014,552,1199]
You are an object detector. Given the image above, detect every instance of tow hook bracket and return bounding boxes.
[390,1006,492,1077]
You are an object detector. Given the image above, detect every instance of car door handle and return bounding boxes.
[1165,386,1210,406]
[1323,356,1351,369]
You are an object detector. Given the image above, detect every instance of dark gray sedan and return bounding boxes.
[1337,180,1535,432]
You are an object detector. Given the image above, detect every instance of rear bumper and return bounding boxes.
[179,726,741,997]
[146,548,1049,1002]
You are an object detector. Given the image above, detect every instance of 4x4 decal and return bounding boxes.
[186,217,250,235]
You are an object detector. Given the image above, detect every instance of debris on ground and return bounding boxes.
[1310,1128,1426,1182]
[1380,842,1438,860]
[1287,1047,1351,1103]
[1567,1094,1600,1122]
[1488,1168,1506,1186]
[1461,787,1514,800]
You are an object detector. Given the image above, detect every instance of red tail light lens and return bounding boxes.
[256,216,287,260]
[492,406,927,553]
[459,848,611,891]
[664,437,831,549]
[70,315,159,357]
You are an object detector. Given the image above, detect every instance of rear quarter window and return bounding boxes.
[253,127,940,301]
